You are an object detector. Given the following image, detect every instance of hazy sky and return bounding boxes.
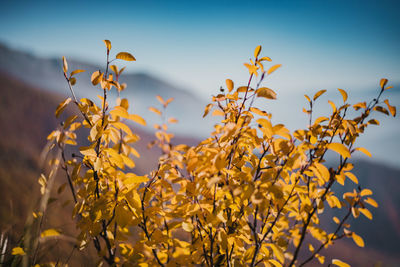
[1,0,399,98]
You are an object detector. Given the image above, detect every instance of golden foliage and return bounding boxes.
[29,41,396,266]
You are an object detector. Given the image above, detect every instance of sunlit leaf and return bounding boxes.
[313,89,327,101]
[327,143,351,158]
[129,114,146,126]
[41,228,60,238]
[332,259,350,267]
[62,56,68,73]
[182,221,194,232]
[149,107,162,116]
[55,98,72,118]
[373,106,389,115]
[226,79,234,92]
[110,65,118,75]
[256,87,277,100]
[70,69,85,76]
[259,56,272,62]
[352,232,365,247]
[338,88,348,102]
[267,64,281,75]
[91,70,102,85]
[103,39,111,51]
[354,147,372,157]
[364,197,378,208]
[269,259,282,267]
[360,188,373,196]
[124,173,148,184]
[116,52,136,61]
[254,45,262,58]
[384,99,396,117]
[12,247,25,255]
[344,172,358,184]
[168,117,178,124]
[203,103,213,117]
[359,208,373,220]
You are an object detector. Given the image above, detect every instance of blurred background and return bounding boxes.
[0,0,399,266]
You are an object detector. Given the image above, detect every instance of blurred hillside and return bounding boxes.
[0,43,214,138]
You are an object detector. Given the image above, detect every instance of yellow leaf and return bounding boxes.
[373,106,389,115]
[313,89,327,101]
[116,52,136,61]
[314,162,330,182]
[203,103,213,117]
[168,117,178,124]
[360,188,373,196]
[355,147,372,157]
[328,100,337,113]
[384,99,396,117]
[129,114,146,126]
[338,88,348,102]
[353,102,366,110]
[380,78,388,89]
[110,65,119,74]
[269,259,282,267]
[110,106,129,119]
[164,97,174,107]
[332,259,350,267]
[344,172,358,184]
[244,63,258,76]
[327,143,351,158]
[257,118,273,138]
[314,116,329,125]
[237,86,251,93]
[267,64,282,75]
[70,69,86,76]
[55,97,72,118]
[182,221,194,232]
[124,173,148,184]
[91,70,102,86]
[254,45,262,58]
[41,229,60,238]
[62,56,68,73]
[226,79,234,92]
[359,208,373,220]
[256,87,277,100]
[304,94,311,102]
[103,39,111,51]
[120,98,129,110]
[156,95,165,105]
[250,107,268,116]
[212,109,225,116]
[80,146,97,157]
[364,197,378,208]
[368,119,379,125]
[12,247,25,255]
[149,107,162,116]
[333,216,340,224]
[259,56,272,62]
[268,244,284,263]
[352,232,365,247]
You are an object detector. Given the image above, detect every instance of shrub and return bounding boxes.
[13,40,396,266]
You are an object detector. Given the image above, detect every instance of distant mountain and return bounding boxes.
[0,43,214,137]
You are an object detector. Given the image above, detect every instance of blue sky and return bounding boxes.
[1,0,400,167]
[1,0,399,98]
